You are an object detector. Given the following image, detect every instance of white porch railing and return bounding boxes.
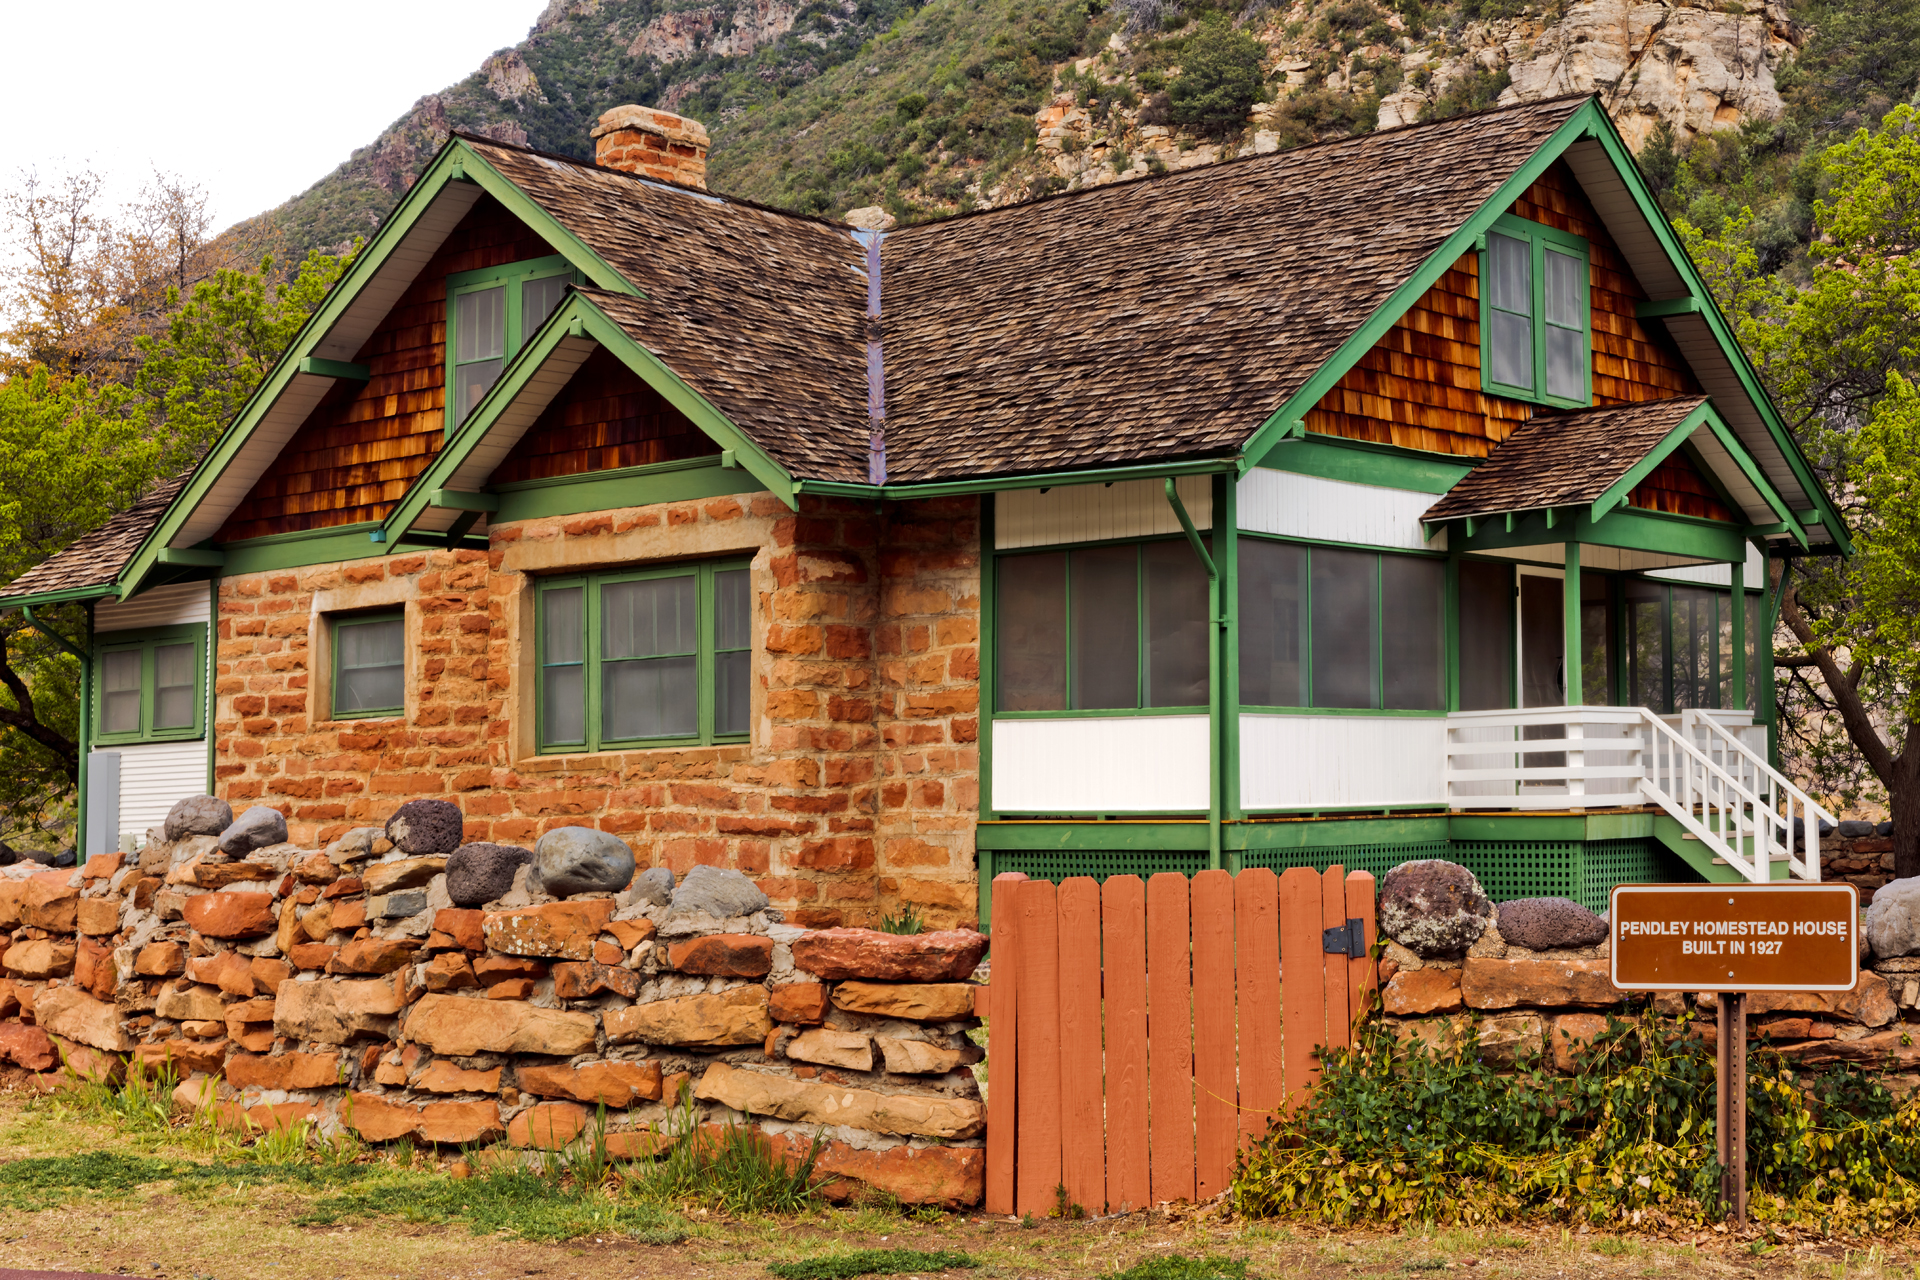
[1444,706,1836,883]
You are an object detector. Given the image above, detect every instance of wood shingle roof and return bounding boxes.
[3,475,188,598]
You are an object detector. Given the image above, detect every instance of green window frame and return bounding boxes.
[93,624,206,744]
[331,610,407,720]
[1623,579,1761,715]
[1238,536,1448,715]
[1479,213,1593,409]
[536,559,753,753]
[445,254,580,432]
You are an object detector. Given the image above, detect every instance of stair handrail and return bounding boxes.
[1633,708,1774,883]
[1681,711,1833,881]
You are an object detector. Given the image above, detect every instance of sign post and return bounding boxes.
[1610,883,1859,1224]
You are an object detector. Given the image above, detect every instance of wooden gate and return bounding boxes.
[982,866,1378,1216]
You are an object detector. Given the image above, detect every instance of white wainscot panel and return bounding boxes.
[116,741,209,840]
[1238,469,1446,552]
[991,716,1208,812]
[1646,542,1765,588]
[96,581,210,630]
[1241,715,1446,810]
[995,476,1211,550]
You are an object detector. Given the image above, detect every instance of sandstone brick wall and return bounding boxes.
[213,491,981,931]
[0,837,989,1207]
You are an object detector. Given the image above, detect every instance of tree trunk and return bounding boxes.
[1894,722,1920,881]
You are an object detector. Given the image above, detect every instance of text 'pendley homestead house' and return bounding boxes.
[3,95,1849,926]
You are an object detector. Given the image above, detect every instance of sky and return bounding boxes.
[1,0,548,232]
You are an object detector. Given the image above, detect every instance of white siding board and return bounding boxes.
[114,740,209,840]
[96,582,210,632]
[1240,714,1447,809]
[991,716,1208,811]
[995,477,1211,549]
[1237,469,1447,551]
[1647,542,1764,587]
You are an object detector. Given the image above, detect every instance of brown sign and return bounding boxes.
[1610,883,1859,993]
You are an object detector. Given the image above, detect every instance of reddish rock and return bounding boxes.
[329,937,420,975]
[189,949,259,997]
[182,892,277,939]
[74,937,116,1000]
[76,897,122,936]
[830,981,976,1022]
[418,1099,504,1144]
[35,986,133,1052]
[226,1051,342,1090]
[189,861,277,889]
[80,852,124,881]
[0,1023,57,1071]
[473,955,548,983]
[20,876,81,932]
[251,958,293,994]
[46,1037,126,1086]
[487,979,535,1000]
[322,876,364,899]
[762,1128,984,1207]
[1459,958,1620,1010]
[423,952,479,992]
[1783,1027,1920,1068]
[134,1039,227,1075]
[770,983,832,1024]
[273,977,402,1044]
[518,1059,662,1106]
[403,993,597,1057]
[1547,1013,1612,1073]
[292,851,339,884]
[552,961,640,1000]
[1737,973,1897,1028]
[135,941,187,977]
[606,917,656,949]
[508,1101,591,1149]
[1382,969,1464,1016]
[1754,1017,1838,1041]
[330,900,368,932]
[791,928,989,982]
[5,939,76,979]
[668,934,774,978]
[605,987,771,1047]
[363,856,447,895]
[348,1092,422,1141]
[415,1060,502,1094]
[433,908,486,952]
[289,943,337,971]
[593,938,625,965]
[0,979,18,1020]
[483,900,618,960]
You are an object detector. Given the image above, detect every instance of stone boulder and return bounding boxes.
[218,806,287,855]
[631,866,675,907]
[325,827,391,865]
[445,843,534,907]
[669,863,769,920]
[33,986,133,1052]
[362,856,446,895]
[792,928,990,981]
[1840,820,1878,839]
[1378,859,1496,960]
[385,799,465,855]
[165,795,232,841]
[1495,897,1609,951]
[531,827,634,898]
[1866,877,1920,958]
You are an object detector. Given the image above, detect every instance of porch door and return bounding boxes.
[1516,567,1567,777]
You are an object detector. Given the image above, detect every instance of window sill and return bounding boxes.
[93,731,206,747]
[520,741,752,771]
[318,713,405,727]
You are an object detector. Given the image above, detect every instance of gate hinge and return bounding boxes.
[1322,918,1367,959]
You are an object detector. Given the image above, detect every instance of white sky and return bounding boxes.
[2,0,548,233]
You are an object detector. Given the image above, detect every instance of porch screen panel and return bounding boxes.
[1310,548,1377,709]
[1143,540,1209,707]
[1238,540,1306,707]
[1070,545,1139,710]
[1670,586,1714,710]
[997,553,1067,711]
[540,586,587,744]
[1747,592,1764,712]
[1381,555,1443,710]
[1579,573,1613,706]
[1457,560,1512,711]
[602,577,699,739]
[1625,579,1666,711]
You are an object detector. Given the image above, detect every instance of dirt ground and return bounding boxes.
[0,1089,1910,1280]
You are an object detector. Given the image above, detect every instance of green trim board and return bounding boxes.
[1479,212,1593,409]
[0,582,122,611]
[789,456,1240,502]
[1448,503,1751,563]
[297,358,371,381]
[492,458,763,523]
[331,610,406,720]
[92,622,207,745]
[218,524,388,576]
[113,136,641,604]
[1254,437,1478,494]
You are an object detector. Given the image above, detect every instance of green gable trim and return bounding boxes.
[494,458,764,523]
[219,523,389,576]
[1254,435,1476,494]
[114,137,644,604]
[1451,503,1749,562]
[0,582,121,611]
[297,358,371,381]
[791,455,1239,502]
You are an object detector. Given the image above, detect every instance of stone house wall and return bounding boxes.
[213,491,982,931]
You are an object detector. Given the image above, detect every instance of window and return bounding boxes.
[332,612,406,719]
[1238,540,1444,712]
[994,540,1211,713]
[94,625,205,743]
[537,560,751,751]
[446,256,578,429]
[1624,579,1760,714]
[1481,215,1591,408]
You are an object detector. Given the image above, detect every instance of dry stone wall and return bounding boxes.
[0,805,990,1207]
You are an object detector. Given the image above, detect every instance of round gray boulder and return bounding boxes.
[631,866,675,907]
[531,827,635,898]
[385,799,465,856]
[217,805,287,855]
[1839,819,1878,839]
[669,863,769,920]
[1866,876,1920,958]
[165,795,232,842]
[445,842,535,907]
[1378,859,1497,960]
[1496,896,1609,950]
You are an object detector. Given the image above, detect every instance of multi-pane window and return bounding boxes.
[1626,581,1761,715]
[1482,216,1591,408]
[995,540,1211,712]
[332,612,406,719]
[537,561,752,751]
[95,626,204,743]
[446,256,577,429]
[1239,540,1445,712]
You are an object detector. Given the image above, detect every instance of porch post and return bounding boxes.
[1730,553,1747,711]
[1563,542,1582,705]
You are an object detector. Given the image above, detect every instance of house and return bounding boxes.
[0,95,1846,926]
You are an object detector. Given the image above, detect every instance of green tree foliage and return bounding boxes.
[1417,67,1509,122]
[1781,0,1920,134]
[1167,18,1266,134]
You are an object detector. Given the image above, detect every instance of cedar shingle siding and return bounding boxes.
[486,347,719,485]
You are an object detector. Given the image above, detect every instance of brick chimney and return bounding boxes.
[591,105,710,190]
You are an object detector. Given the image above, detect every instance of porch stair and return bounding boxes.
[1651,817,1796,883]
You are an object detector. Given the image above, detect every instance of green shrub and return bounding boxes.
[1417,68,1510,122]
[1167,17,1265,134]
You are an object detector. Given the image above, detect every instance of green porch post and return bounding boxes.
[1730,554,1747,711]
[1563,542,1582,705]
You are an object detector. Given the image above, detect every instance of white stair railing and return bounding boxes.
[1680,710,1833,882]
[1633,708,1774,883]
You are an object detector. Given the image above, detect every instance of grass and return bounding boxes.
[1110,1256,1250,1280]
[297,1167,689,1243]
[766,1248,977,1279]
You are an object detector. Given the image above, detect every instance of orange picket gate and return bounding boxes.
[981,866,1378,1216]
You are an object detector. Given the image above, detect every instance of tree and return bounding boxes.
[1168,18,1265,135]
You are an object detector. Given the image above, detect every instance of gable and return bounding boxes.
[1628,447,1736,522]
[486,347,720,486]
[1304,160,1699,458]
[215,197,554,542]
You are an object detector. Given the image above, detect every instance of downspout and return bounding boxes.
[1165,479,1222,872]
[856,229,888,485]
[23,604,90,858]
